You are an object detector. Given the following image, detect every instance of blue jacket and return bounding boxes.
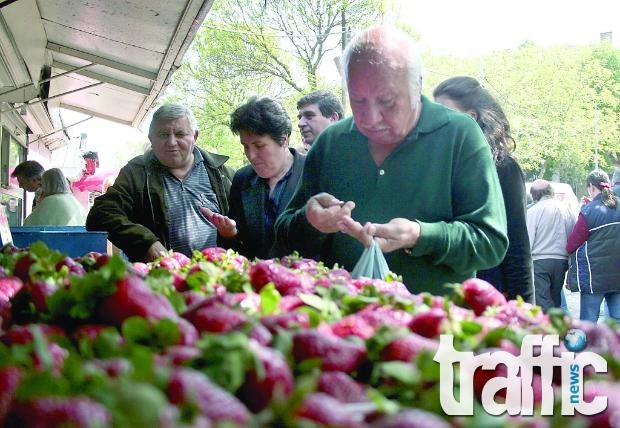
[567,195,620,293]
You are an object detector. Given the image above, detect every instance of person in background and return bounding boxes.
[275,26,508,293]
[86,103,234,262]
[11,160,45,210]
[526,179,576,312]
[433,76,533,303]
[201,96,305,260]
[566,170,620,323]
[24,168,85,226]
[296,89,344,153]
[612,167,620,195]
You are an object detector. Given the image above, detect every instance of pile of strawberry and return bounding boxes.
[0,242,619,428]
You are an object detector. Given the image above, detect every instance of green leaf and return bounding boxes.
[259,283,281,315]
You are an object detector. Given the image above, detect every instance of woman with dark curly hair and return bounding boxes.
[567,169,620,323]
[202,96,305,260]
[433,76,533,303]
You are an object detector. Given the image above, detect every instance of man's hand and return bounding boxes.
[146,241,168,262]
[201,207,238,238]
[306,193,355,234]
[339,217,420,252]
[338,216,373,248]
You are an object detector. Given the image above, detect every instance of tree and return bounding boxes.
[164,0,384,167]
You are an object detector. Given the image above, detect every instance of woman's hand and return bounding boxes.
[305,193,355,234]
[201,207,237,238]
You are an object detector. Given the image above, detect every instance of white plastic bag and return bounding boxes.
[351,240,390,280]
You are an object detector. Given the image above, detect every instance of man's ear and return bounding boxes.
[328,112,340,122]
[194,130,199,140]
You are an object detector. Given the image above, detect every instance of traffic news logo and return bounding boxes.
[434,329,608,416]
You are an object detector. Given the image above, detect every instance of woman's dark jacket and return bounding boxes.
[477,156,534,302]
[86,148,234,262]
[219,148,305,260]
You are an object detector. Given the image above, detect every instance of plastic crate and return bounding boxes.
[7,226,108,258]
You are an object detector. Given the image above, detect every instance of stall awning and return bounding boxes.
[0,0,215,147]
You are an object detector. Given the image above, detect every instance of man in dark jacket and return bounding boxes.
[86,103,234,262]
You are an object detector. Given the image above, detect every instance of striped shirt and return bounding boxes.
[164,149,219,256]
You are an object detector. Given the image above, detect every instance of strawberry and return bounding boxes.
[6,396,111,428]
[26,279,58,312]
[317,371,369,403]
[237,341,294,412]
[201,246,227,262]
[12,254,34,282]
[183,304,247,333]
[294,392,362,427]
[408,308,447,338]
[292,330,367,372]
[31,342,69,374]
[462,278,507,316]
[380,333,440,362]
[97,275,178,326]
[130,262,150,276]
[158,256,181,271]
[249,260,314,295]
[370,408,451,427]
[166,367,251,425]
[55,256,86,276]
[171,251,191,267]
[260,312,310,333]
[358,304,413,328]
[1,324,65,345]
[0,276,23,303]
[0,366,22,426]
[160,345,201,366]
[330,314,375,339]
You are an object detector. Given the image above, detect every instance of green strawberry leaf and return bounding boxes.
[259,283,281,315]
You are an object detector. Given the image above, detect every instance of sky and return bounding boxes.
[61,0,620,171]
[397,0,620,56]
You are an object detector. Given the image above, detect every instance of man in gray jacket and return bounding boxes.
[86,104,234,262]
[526,179,576,312]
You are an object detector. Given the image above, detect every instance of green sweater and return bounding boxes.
[24,193,86,226]
[275,96,508,294]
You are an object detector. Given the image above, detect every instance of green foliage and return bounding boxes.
[424,42,620,186]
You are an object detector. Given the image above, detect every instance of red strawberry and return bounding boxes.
[292,330,367,372]
[12,254,34,281]
[32,342,69,374]
[85,357,132,378]
[160,345,201,366]
[370,408,451,427]
[330,314,375,339]
[0,276,23,303]
[294,392,361,427]
[201,246,227,262]
[26,279,58,312]
[380,333,439,362]
[357,304,413,328]
[98,275,178,326]
[183,304,247,333]
[249,260,314,295]
[0,366,22,425]
[260,312,310,333]
[237,341,294,412]
[54,256,86,276]
[175,317,199,346]
[158,256,181,271]
[130,262,150,276]
[1,324,65,345]
[171,251,191,267]
[317,371,368,403]
[408,308,447,338]
[6,396,111,428]
[166,367,250,425]
[462,278,507,316]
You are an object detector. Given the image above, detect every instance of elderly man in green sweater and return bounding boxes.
[275,26,508,294]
